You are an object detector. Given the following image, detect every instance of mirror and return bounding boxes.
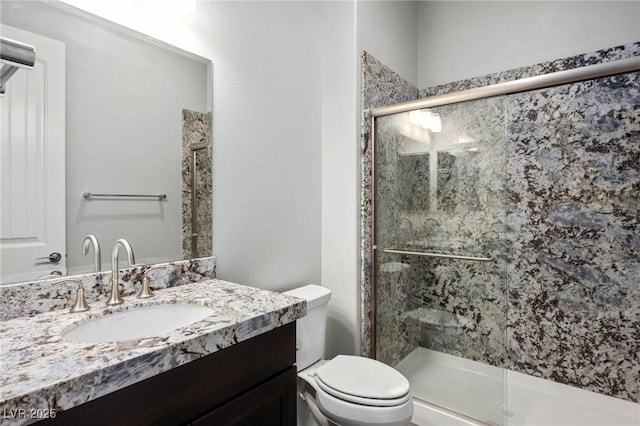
[0,1,212,284]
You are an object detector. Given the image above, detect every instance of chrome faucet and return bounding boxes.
[82,234,101,272]
[108,239,135,305]
[139,264,164,299]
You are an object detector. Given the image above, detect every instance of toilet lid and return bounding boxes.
[316,355,410,406]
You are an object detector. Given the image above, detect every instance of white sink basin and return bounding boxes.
[63,304,214,343]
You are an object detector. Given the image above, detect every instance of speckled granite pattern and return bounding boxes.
[182,109,213,259]
[374,95,508,367]
[420,42,640,98]
[363,42,640,402]
[0,279,305,425]
[505,67,640,401]
[0,256,216,321]
[372,117,424,366]
[360,51,418,359]
[375,260,421,366]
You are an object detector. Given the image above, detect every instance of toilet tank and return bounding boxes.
[284,284,332,371]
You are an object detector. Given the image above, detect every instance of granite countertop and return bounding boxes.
[0,279,305,425]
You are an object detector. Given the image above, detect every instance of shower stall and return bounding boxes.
[363,46,640,425]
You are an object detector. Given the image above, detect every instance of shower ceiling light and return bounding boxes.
[428,112,442,133]
[409,109,441,133]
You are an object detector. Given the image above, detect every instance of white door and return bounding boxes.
[0,26,66,283]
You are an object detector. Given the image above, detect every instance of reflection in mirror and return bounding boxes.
[393,107,484,214]
[0,1,212,284]
[390,98,506,256]
[437,150,483,213]
[398,154,430,212]
[181,110,213,259]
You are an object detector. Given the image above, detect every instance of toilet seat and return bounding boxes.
[314,376,414,426]
[315,355,411,407]
[316,377,412,407]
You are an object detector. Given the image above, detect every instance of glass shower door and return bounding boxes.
[373,96,508,424]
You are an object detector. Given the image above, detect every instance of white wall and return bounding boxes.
[317,1,419,358]
[358,1,419,86]
[418,1,640,88]
[199,1,322,290]
[320,1,359,358]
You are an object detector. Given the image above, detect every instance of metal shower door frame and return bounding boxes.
[367,55,640,357]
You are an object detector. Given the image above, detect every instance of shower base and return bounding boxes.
[396,348,639,426]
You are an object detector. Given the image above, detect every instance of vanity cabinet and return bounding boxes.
[191,366,296,425]
[47,322,296,426]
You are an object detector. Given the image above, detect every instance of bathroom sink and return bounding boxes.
[63,304,214,343]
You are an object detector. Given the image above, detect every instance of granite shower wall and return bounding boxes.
[504,63,640,401]
[363,42,640,402]
[182,109,213,259]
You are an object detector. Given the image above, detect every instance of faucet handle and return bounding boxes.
[54,279,90,313]
[82,235,102,272]
[139,265,164,299]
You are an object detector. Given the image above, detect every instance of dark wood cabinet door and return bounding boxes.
[192,366,297,426]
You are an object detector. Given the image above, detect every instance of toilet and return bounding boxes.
[284,284,413,426]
